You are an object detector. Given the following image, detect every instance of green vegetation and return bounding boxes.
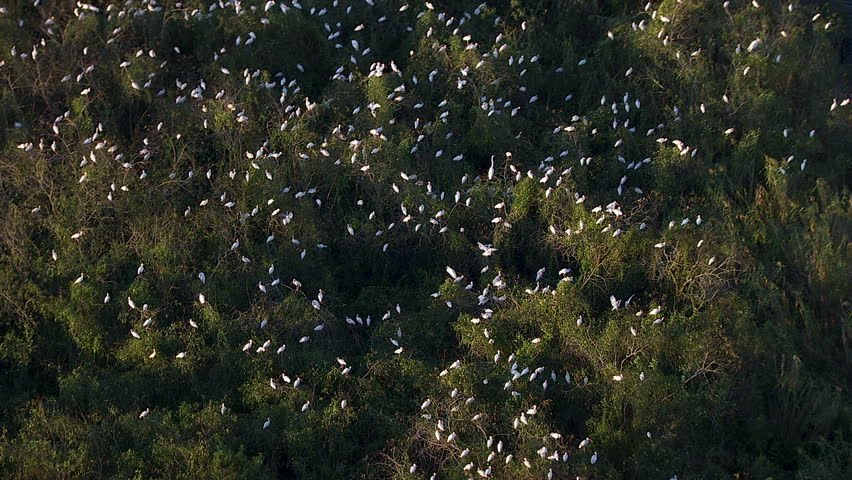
[0,1,850,479]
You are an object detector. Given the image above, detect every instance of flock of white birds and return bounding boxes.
[4,0,850,478]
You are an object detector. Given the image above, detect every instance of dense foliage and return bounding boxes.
[0,1,850,479]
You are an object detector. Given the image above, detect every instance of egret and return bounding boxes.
[747,38,762,52]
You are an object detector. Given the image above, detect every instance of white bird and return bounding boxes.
[138,408,150,419]
[747,38,762,52]
[610,295,622,310]
[263,417,271,429]
[591,451,598,464]
[477,242,497,256]
[446,266,459,279]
